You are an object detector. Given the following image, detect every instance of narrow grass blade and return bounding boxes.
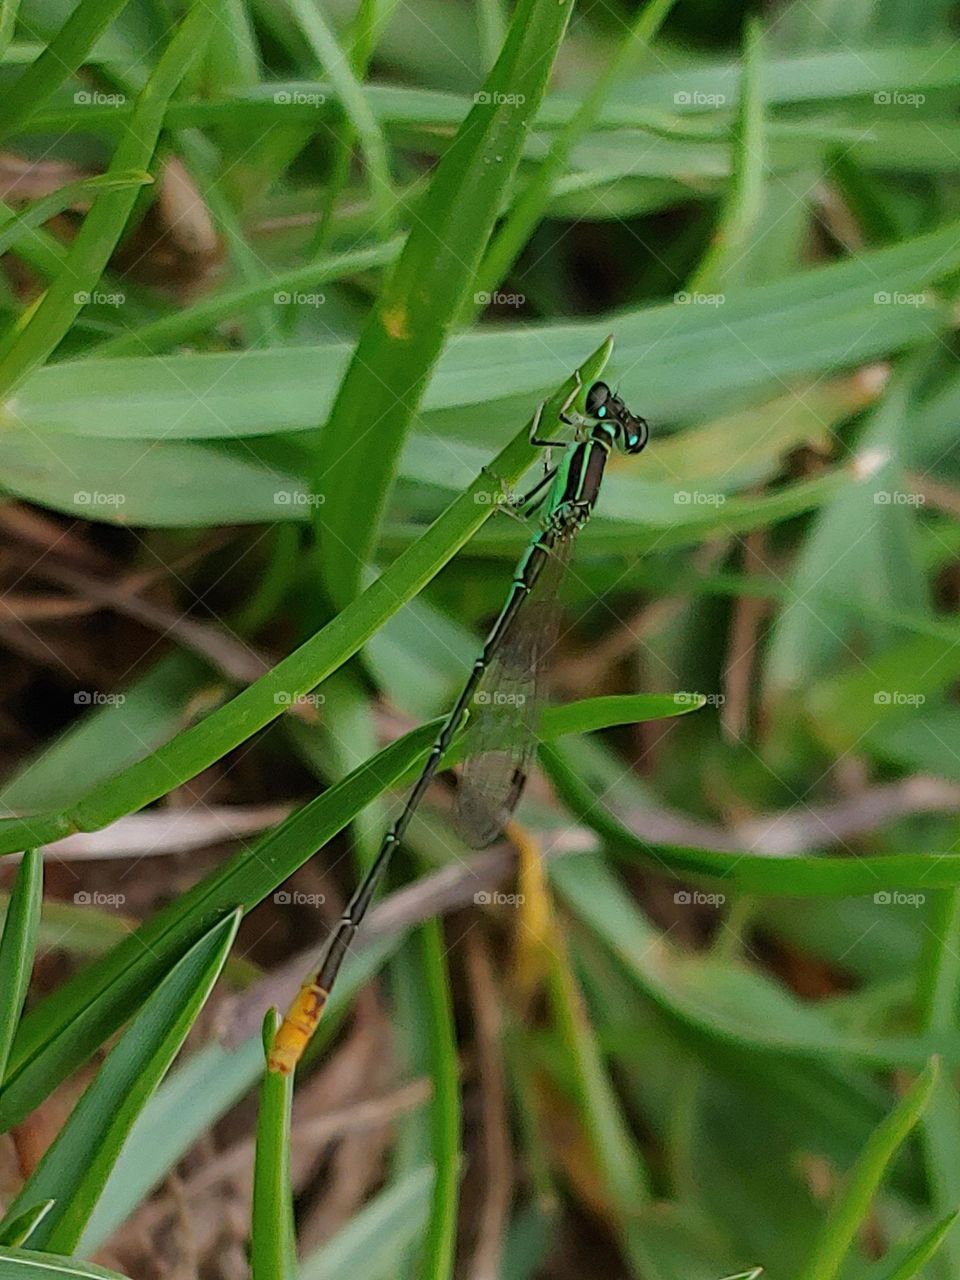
[0,1200,54,1247]
[873,1211,959,1280]
[284,0,394,234]
[252,1011,296,1280]
[0,170,153,258]
[0,1249,132,1279]
[0,848,41,1083]
[0,0,130,146]
[418,919,460,1280]
[94,236,403,356]
[300,1167,435,1280]
[313,0,576,608]
[798,1060,939,1280]
[0,909,240,1251]
[689,16,765,291]
[474,0,678,306]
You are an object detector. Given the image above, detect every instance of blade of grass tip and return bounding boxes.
[916,891,960,1276]
[0,171,153,259]
[284,0,394,237]
[688,16,766,293]
[0,0,220,397]
[798,1059,939,1280]
[0,338,611,853]
[417,919,460,1280]
[312,0,577,611]
[94,235,404,356]
[0,1200,54,1247]
[0,0,131,146]
[471,0,678,314]
[0,909,241,1253]
[252,1011,296,1280]
[0,849,41,1084]
[875,1211,960,1280]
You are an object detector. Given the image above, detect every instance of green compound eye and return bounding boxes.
[598,406,606,417]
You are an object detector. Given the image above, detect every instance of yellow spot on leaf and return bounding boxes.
[382,305,410,340]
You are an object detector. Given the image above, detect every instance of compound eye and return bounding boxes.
[586,381,610,418]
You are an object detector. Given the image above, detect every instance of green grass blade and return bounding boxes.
[474,0,678,304]
[873,1211,960,1280]
[0,1200,54,1247]
[284,0,394,235]
[312,0,576,609]
[0,0,219,395]
[0,848,41,1083]
[0,1249,132,1279]
[0,0,130,146]
[94,236,403,355]
[798,1060,939,1280]
[300,1167,435,1280]
[0,170,153,258]
[418,919,459,1279]
[251,1011,296,1280]
[0,909,240,1251]
[689,15,765,291]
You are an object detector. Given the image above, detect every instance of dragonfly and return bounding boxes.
[268,365,649,1074]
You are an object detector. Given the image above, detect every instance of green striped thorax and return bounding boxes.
[543,381,649,530]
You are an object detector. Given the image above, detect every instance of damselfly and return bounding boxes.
[269,364,648,1074]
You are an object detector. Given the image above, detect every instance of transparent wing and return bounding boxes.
[455,534,573,848]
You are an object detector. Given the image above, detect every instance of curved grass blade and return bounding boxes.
[0,909,241,1251]
[0,1248,132,1279]
[457,536,571,847]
